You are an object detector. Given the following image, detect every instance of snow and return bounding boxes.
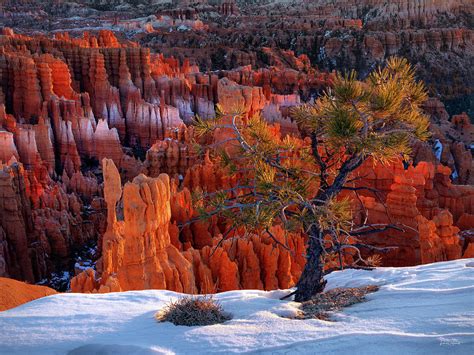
[177,25,190,32]
[433,139,443,161]
[432,139,460,180]
[1,259,473,354]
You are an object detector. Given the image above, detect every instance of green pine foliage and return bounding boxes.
[191,56,430,273]
[292,57,430,164]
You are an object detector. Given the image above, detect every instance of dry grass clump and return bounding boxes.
[155,296,232,326]
[296,285,379,321]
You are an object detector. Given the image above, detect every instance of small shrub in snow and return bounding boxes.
[156,296,232,326]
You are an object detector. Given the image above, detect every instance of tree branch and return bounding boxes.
[349,224,404,236]
[265,228,293,253]
[210,226,237,257]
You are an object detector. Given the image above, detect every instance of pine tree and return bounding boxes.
[192,57,430,302]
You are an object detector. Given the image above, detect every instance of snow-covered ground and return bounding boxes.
[1,259,473,354]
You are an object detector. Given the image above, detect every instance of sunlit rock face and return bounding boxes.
[4,0,471,105]
[109,0,472,109]
[0,0,473,293]
[70,158,306,293]
[70,156,474,293]
[0,28,319,289]
[352,159,473,266]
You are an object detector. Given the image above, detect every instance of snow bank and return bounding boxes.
[1,259,473,354]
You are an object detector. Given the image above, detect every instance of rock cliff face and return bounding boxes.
[4,0,471,109]
[71,154,474,293]
[0,11,473,293]
[353,160,473,266]
[0,161,103,286]
[127,0,473,111]
[71,159,305,293]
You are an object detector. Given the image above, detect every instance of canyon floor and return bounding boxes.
[1,259,473,355]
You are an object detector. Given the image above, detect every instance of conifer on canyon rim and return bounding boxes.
[193,57,430,302]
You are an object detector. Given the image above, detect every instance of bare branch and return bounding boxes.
[349,243,397,253]
[265,228,292,253]
[349,223,404,236]
[210,226,237,257]
[310,132,329,189]
[323,265,375,276]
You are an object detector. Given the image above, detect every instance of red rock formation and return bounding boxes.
[421,99,474,185]
[0,130,19,162]
[93,119,124,167]
[352,160,473,266]
[0,158,103,285]
[144,136,191,177]
[133,0,473,103]
[0,163,35,282]
[12,56,43,121]
[0,277,57,311]
[217,77,266,117]
[87,51,125,136]
[71,159,305,294]
[0,22,472,295]
[71,159,198,293]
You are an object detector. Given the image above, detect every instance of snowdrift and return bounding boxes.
[1,259,473,354]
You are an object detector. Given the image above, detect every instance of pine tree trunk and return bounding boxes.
[294,226,327,302]
[293,152,365,302]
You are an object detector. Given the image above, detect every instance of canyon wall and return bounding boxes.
[71,158,306,293]
[0,23,472,293]
[2,0,472,107]
[0,28,327,286]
